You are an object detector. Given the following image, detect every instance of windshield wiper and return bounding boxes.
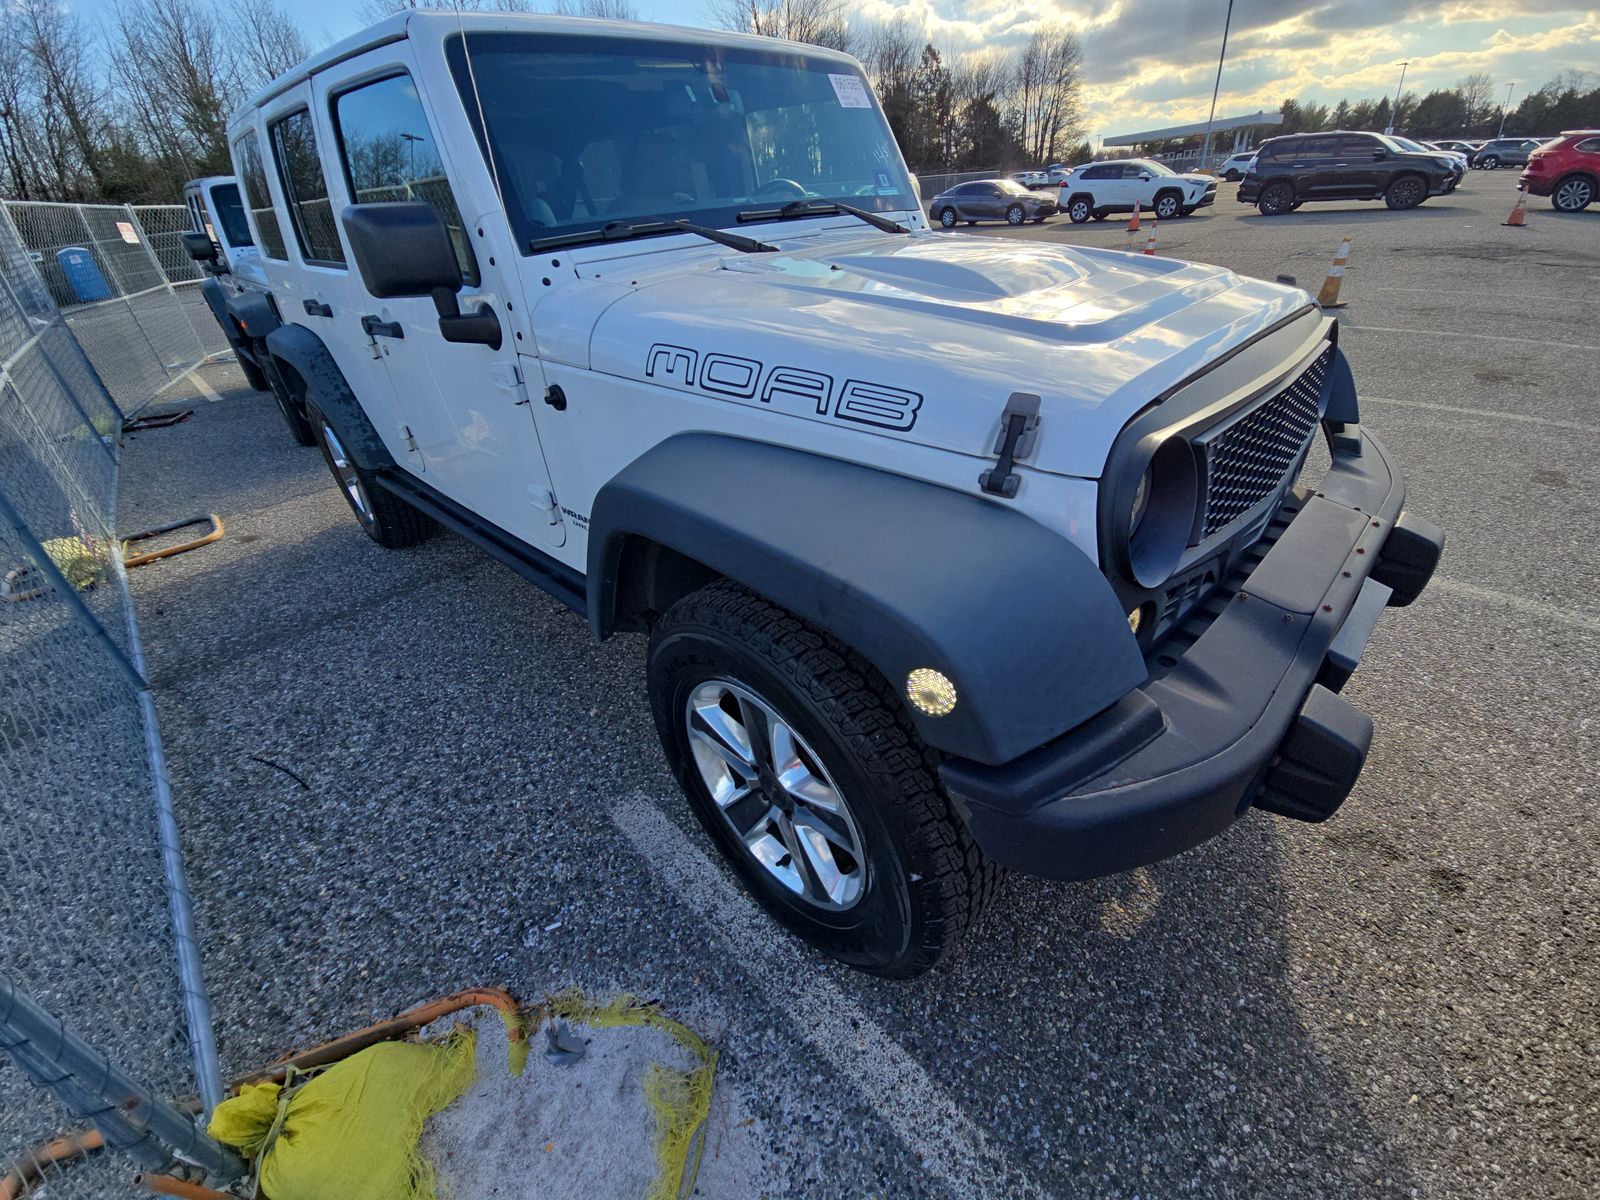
[529,219,778,254]
[736,199,909,234]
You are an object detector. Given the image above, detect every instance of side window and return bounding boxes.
[234,130,287,260]
[1122,163,1147,178]
[1082,164,1111,180]
[1255,140,1286,163]
[1576,138,1600,154]
[1295,137,1338,162]
[210,184,254,248]
[270,110,345,266]
[1338,135,1377,158]
[331,71,476,281]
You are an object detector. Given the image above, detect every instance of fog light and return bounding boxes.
[906,668,957,716]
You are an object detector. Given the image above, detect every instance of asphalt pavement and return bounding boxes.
[120,176,1598,1199]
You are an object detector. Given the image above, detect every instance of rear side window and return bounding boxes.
[1081,164,1116,180]
[210,184,254,248]
[1575,138,1600,153]
[270,110,345,265]
[234,130,287,260]
[1295,137,1340,162]
[331,72,476,282]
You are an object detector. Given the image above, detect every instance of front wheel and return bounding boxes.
[938,207,957,228]
[311,406,432,548]
[1154,192,1181,220]
[1257,181,1295,215]
[1384,174,1426,210]
[1006,204,1025,225]
[647,581,998,977]
[1552,174,1595,212]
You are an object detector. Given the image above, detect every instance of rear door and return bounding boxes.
[1292,136,1349,198]
[1334,134,1386,196]
[317,46,566,549]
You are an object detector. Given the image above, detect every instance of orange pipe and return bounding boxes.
[1,1129,104,1200]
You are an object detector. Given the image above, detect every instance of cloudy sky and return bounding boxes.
[263,0,1599,140]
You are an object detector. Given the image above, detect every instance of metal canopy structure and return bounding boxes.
[1103,110,1283,146]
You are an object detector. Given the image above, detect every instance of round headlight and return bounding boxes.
[1127,437,1200,588]
[1129,467,1152,534]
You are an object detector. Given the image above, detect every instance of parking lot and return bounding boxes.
[119,176,1597,1199]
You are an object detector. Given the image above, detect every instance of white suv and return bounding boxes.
[1217,151,1257,182]
[1059,158,1218,222]
[222,12,1440,976]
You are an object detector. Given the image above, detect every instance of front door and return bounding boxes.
[315,49,565,549]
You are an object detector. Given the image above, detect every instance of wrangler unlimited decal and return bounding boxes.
[645,342,923,431]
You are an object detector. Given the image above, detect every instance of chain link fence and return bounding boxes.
[1,202,231,418]
[0,201,240,1195]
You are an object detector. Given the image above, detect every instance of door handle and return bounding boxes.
[360,314,403,339]
[303,298,332,317]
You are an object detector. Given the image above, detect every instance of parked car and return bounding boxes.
[1046,163,1078,186]
[226,10,1441,977]
[929,178,1058,226]
[1239,131,1459,214]
[181,176,315,445]
[1007,169,1051,189]
[1218,151,1257,182]
[1058,158,1217,222]
[1402,138,1469,175]
[1519,130,1600,211]
[1471,138,1541,169]
[1431,139,1480,159]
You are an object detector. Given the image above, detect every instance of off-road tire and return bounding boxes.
[647,580,1000,977]
[1154,191,1182,220]
[309,404,431,549]
[1067,195,1092,223]
[938,207,957,228]
[1384,174,1426,210]
[1257,181,1295,215]
[1552,174,1595,212]
[1005,203,1026,225]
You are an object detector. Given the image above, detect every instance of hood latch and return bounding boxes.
[979,392,1042,498]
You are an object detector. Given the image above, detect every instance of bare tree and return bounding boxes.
[15,0,110,196]
[228,0,310,90]
[709,0,853,53]
[549,0,639,17]
[358,0,535,22]
[1457,72,1495,127]
[1012,24,1083,165]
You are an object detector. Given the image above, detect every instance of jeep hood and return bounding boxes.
[565,230,1314,479]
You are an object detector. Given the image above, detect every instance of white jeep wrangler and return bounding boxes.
[224,12,1442,976]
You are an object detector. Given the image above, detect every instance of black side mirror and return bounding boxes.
[340,201,500,350]
[181,231,219,265]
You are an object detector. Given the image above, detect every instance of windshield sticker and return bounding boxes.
[874,169,898,195]
[828,73,871,108]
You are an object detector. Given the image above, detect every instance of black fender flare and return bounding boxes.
[263,323,393,470]
[588,433,1147,765]
[225,289,281,345]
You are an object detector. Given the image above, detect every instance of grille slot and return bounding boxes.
[1196,345,1330,539]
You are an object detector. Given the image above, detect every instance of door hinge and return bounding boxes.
[979,392,1041,498]
[490,360,531,406]
[527,485,560,525]
[397,423,418,453]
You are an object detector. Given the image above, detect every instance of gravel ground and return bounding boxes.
[118,177,1598,1199]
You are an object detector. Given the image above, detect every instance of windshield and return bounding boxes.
[1134,159,1176,176]
[446,32,916,250]
[210,183,253,248]
[995,179,1029,195]
[1391,136,1431,153]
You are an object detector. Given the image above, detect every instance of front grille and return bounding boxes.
[1196,345,1331,538]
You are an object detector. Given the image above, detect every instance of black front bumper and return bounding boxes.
[939,427,1443,881]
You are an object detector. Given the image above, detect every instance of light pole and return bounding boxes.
[400,131,424,184]
[1384,60,1408,134]
[1198,0,1235,169]
[1497,82,1515,138]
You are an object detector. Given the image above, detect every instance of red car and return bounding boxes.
[1520,130,1600,212]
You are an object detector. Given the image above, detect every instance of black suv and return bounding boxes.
[1239,131,1459,215]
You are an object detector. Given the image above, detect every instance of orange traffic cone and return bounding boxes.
[1315,235,1353,308]
[1502,185,1528,227]
[1127,203,1141,233]
[1143,219,1158,255]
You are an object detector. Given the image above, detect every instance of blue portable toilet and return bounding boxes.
[56,247,113,303]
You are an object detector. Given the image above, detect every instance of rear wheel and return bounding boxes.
[1067,196,1092,223]
[647,580,999,977]
[1257,181,1295,215]
[262,353,315,446]
[1480,155,1500,169]
[1552,174,1595,212]
[938,207,957,228]
[1384,174,1426,210]
[1223,169,1241,182]
[311,406,431,548]
[1091,210,1108,220]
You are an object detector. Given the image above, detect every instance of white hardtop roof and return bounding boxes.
[234,11,862,128]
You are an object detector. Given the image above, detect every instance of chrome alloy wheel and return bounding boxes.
[1554,177,1594,211]
[320,419,373,526]
[684,679,866,910]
